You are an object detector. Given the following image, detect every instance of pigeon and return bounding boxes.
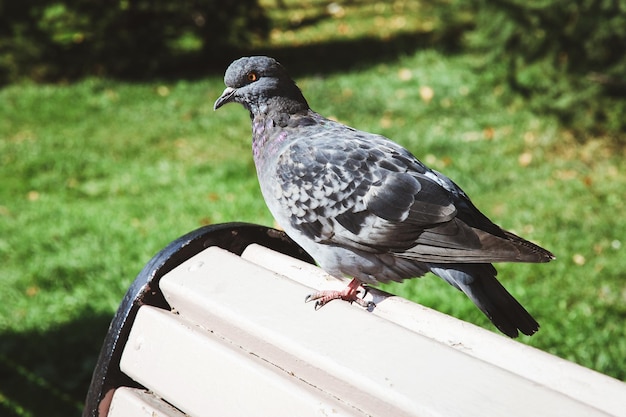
[214,56,554,338]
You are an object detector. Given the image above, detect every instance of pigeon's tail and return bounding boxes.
[429,264,539,338]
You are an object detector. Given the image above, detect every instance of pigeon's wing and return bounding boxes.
[275,127,551,264]
[274,131,456,251]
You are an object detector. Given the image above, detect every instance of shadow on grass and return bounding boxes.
[254,27,469,77]
[0,310,112,417]
[148,21,471,82]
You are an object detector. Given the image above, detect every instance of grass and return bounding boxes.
[1,1,626,415]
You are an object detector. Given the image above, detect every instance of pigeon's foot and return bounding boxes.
[305,278,375,311]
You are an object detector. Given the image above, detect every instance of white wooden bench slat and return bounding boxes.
[242,244,626,417]
[121,305,360,417]
[113,245,622,417]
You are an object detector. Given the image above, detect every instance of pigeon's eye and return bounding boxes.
[247,72,258,82]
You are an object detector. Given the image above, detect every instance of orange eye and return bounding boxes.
[247,72,258,82]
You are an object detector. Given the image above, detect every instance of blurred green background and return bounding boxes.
[1,1,625,415]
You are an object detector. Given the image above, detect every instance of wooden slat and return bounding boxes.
[137,245,619,417]
[242,243,626,417]
[120,306,361,417]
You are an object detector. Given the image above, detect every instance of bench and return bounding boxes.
[83,222,626,417]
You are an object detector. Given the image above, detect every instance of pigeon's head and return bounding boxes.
[214,56,309,116]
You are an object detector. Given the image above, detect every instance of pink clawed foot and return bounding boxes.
[305,278,376,311]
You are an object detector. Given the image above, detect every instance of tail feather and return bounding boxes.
[429,263,539,338]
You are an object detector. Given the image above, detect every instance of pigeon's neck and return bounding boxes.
[251,109,319,171]
[251,112,292,164]
[249,95,309,119]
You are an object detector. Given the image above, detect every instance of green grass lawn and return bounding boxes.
[1,1,626,416]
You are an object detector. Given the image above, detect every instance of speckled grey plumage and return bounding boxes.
[214,56,554,337]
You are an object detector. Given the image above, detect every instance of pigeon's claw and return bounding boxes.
[305,278,376,311]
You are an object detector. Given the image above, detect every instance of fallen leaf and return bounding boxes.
[156,85,170,97]
[518,152,533,167]
[398,68,412,81]
[483,127,495,140]
[572,253,586,266]
[379,114,393,129]
[327,2,345,17]
[26,286,39,297]
[419,86,434,103]
[337,23,350,35]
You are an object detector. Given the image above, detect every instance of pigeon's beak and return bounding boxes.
[214,87,237,110]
